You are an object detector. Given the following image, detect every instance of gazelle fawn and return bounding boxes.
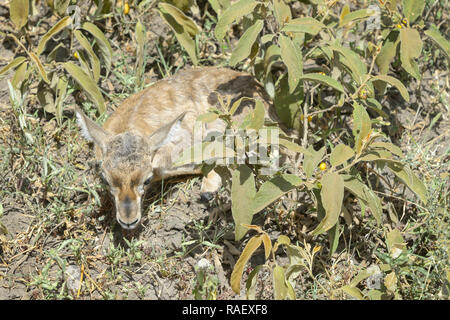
[75,67,279,230]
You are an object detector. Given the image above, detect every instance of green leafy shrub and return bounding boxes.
[161,0,448,298]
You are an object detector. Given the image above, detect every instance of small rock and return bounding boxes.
[65,265,81,295]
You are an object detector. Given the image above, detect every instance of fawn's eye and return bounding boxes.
[144,175,153,186]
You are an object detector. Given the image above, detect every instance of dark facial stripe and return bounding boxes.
[122,196,132,218]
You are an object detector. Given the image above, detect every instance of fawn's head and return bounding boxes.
[74,107,186,230]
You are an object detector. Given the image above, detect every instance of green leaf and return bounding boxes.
[370,141,404,157]
[158,8,198,65]
[365,98,389,119]
[0,56,27,77]
[314,187,341,255]
[386,228,406,258]
[247,99,266,130]
[37,81,55,113]
[402,0,425,24]
[387,163,427,204]
[282,17,326,36]
[208,142,236,168]
[53,0,70,15]
[342,285,365,300]
[339,3,350,24]
[11,61,28,88]
[263,44,281,76]
[328,44,367,85]
[376,30,400,75]
[245,265,264,299]
[75,50,93,78]
[231,235,262,293]
[74,29,101,83]
[82,22,113,75]
[339,8,378,27]
[135,20,146,88]
[328,219,340,256]
[286,278,296,300]
[36,16,72,56]
[158,2,200,37]
[400,28,423,80]
[229,20,263,67]
[63,62,106,113]
[425,25,450,64]
[330,144,355,167]
[252,174,303,214]
[352,267,380,287]
[232,165,256,241]
[359,149,394,162]
[303,145,326,178]
[29,52,49,84]
[273,75,303,131]
[352,103,371,154]
[229,96,253,116]
[279,138,310,155]
[299,73,345,93]
[9,0,29,30]
[274,235,291,253]
[343,175,367,202]
[279,34,303,93]
[365,187,382,225]
[285,244,308,267]
[196,112,219,123]
[312,172,344,235]
[262,233,272,260]
[273,0,292,27]
[343,175,382,224]
[164,0,195,12]
[174,141,236,166]
[215,0,258,41]
[384,271,398,293]
[273,265,289,300]
[370,74,409,102]
[207,0,222,15]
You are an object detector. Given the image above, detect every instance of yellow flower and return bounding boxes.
[396,24,402,29]
[319,162,327,171]
[312,245,321,255]
[123,2,130,15]
[73,51,79,59]
[301,115,312,122]
[359,88,368,100]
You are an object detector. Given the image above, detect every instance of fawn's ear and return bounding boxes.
[147,112,187,152]
[74,106,110,155]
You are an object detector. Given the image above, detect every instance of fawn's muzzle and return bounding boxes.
[116,196,141,230]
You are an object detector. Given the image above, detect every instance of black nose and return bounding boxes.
[200,192,214,202]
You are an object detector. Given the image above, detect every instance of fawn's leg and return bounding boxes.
[200,170,222,201]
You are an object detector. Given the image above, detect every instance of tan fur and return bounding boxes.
[75,67,279,230]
